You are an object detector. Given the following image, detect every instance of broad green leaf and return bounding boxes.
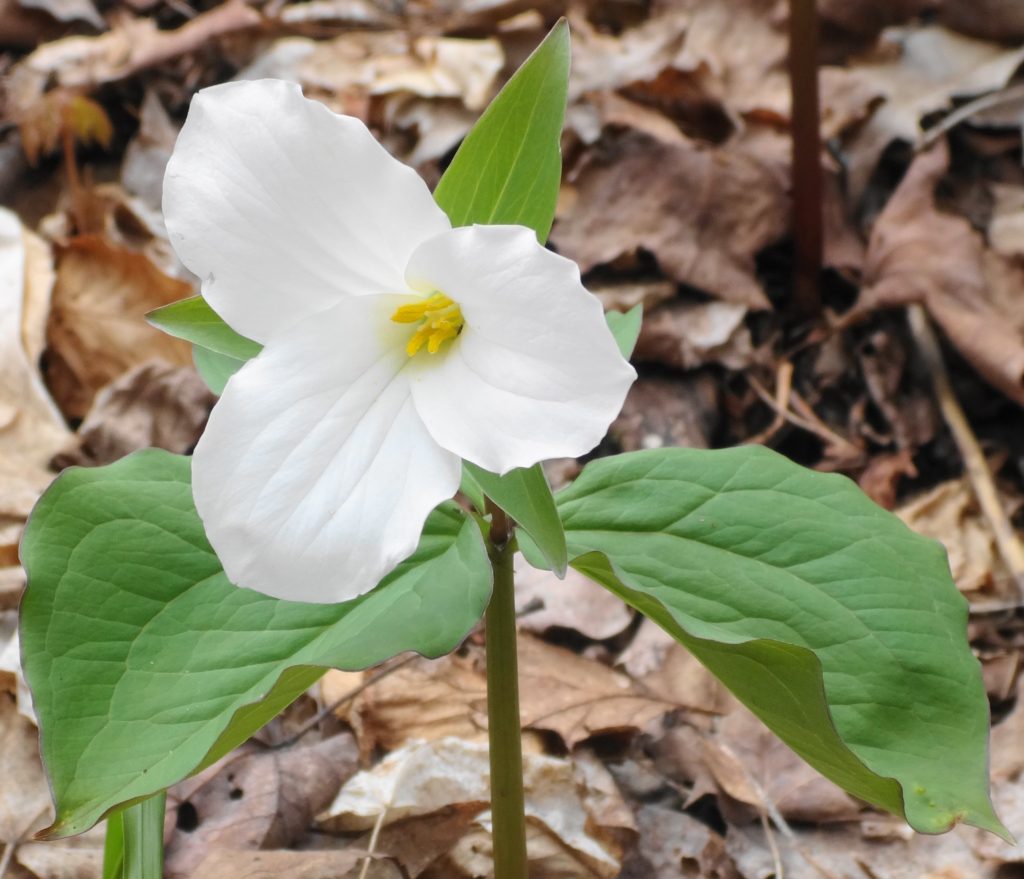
[192,344,245,394]
[103,794,165,879]
[434,19,569,240]
[606,305,643,358]
[20,450,492,838]
[147,296,261,360]
[557,446,1006,838]
[465,462,567,574]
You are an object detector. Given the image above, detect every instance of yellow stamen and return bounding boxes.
[391,293,464,357]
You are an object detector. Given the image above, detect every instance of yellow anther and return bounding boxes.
[391,293,464,357]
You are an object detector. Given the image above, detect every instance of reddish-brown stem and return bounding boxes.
[787,0,823,319]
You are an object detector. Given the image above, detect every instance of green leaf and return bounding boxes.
[465,462,567,575]
[147,296,261,360]
[20,449,492,838]
[606,305,643,358]
[103,794,166,879]
[192,344,245,395]
[434,19,569,240]
[556,446,1006,838]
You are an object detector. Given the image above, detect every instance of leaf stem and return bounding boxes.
[484,499,527,879]
[787,0,824,318]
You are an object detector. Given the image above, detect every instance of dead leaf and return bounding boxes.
[634,299,758,371]
[619,621,733,716]
[240,32,503,113]
[940,0,1024,42]
[896,478,1007,596]
[988,184,1024,259]
[165,734,359,879]
[0,692,51,843]
[6,0,261,122]
[844,25,1024,199]
[620,806,734,879]
[609,375,720,453]
[321,738,626,879]
[705,706,861,824]
[348,652,487,753]
[54,361,214,467]
[15,836,104,879]
[858,142,1024,407]
[0,208,69,600]
[350,635,673,754]
[191,850,401,879]
[553,131,788,309]
[515,555,634,641]
[45,234,193,419]
[121,90,179,213]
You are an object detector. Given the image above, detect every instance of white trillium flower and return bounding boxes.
[163,79,636,604]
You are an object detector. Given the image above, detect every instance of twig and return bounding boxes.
[357,807,388,879]
[746,371,860,457]
[907,304,1024,598]
[920,84,1024,150]
[745,361,795,445]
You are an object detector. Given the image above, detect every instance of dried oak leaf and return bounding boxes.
[515,555,634,642]
[321,738,626,879]
[350,636,673,753]
[54,360,214,467]
[165,733,359,879]
[843,25,1024,200]
[46,234,193,419]
[0,209,69,596]
[191,850,401,879]
[552,131,787,310]
[858,142,1024,407]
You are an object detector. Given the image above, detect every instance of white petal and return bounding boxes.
[405,225,636,473]
[163,79,450,345]
[192,295,461,604]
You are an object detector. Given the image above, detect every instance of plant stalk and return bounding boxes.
[787,0,824,318]
[484,501,528,879]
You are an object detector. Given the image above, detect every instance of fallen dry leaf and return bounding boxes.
[553,131,788,309]
[634,299,758,371]
[618,620,733,716]
[191,850,401,879]
[940,0,1024,42]
[6,0,261,121]
[609,375,720,452]
[349,635,673,754]
[241,32,503,114]
[620,805,733,879]
[858,142,1024,407]
[843,25,1024,199]
[165,734,359,879]
[45,234,193,419]
[54,360,214,467]
[0,691,51,844]
[121,90,179,213]
[704,706,861,824]
[0,208,69,599]
[322,737,626,879]
[515,555,634,641]
[988,184,1024,259]
[896,478,1008,597]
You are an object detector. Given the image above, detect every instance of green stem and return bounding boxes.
[484,501,528,879]
[787,0,824,319]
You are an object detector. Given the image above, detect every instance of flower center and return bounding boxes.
[390,293,465,357]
